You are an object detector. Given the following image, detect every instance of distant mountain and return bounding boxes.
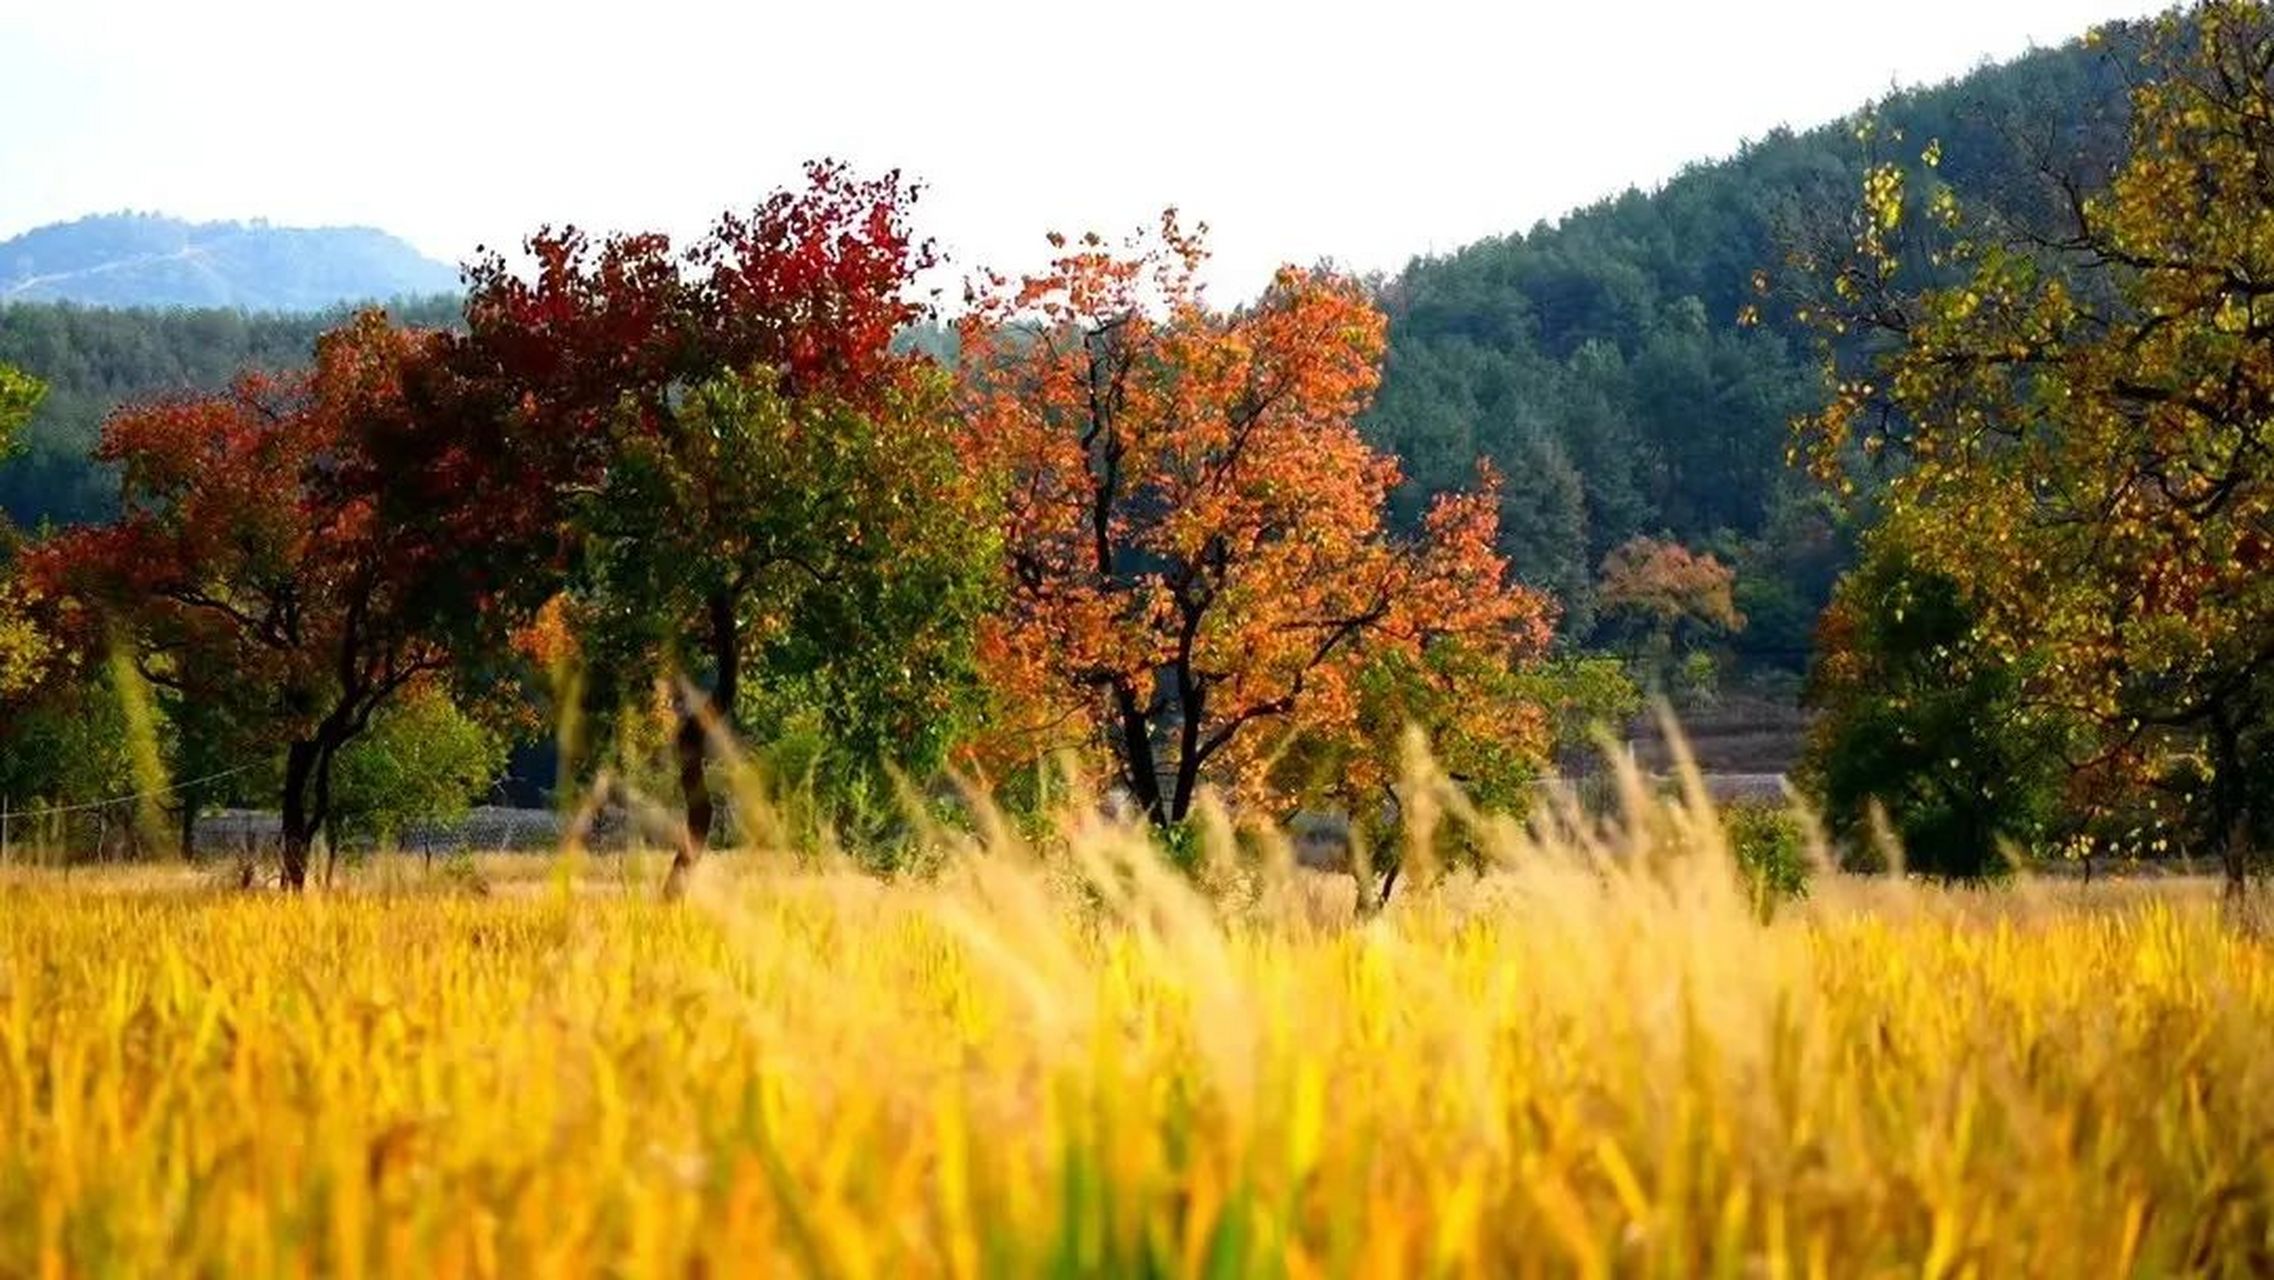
[0,213,460,311]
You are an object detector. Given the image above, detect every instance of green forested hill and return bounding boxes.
[1365,25,2140,666]
[0,297,461,528]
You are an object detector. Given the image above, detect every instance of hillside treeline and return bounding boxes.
[1365,26,2138,664]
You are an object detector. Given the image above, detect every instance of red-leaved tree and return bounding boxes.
[385,160,950,888]
[31,312,460,888]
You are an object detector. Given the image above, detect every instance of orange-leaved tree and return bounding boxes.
[1594,535,1745,694]
[957,214,1553,828]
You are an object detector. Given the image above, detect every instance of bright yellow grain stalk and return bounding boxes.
[0,771,2269,1277]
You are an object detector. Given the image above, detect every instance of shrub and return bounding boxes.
[1800,539,2069,879]
[1723,800,1810,912]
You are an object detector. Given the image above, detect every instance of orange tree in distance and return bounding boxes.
[957,214,1554,832]
[1594,535,1745,691]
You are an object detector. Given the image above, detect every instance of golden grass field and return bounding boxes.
[0,768,2270,1278]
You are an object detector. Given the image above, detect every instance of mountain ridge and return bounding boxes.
[0,212,460,312]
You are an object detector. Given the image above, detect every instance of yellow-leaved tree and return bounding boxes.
[0,363,48,700]
[1795,2,2274,890]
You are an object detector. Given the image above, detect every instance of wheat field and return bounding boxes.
[0,770,2269,1278]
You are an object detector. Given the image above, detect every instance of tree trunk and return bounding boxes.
[280,739,318,892]
[1170,669,1205,828]
[177,791,198,862]
[2211,710,2256,905]
[2223,812,2254,911]
[1111,680,1166,828]
[664,591,740,900]
[664,707,714,900]
[310,737,344,893]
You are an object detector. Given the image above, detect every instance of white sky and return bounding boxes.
[0,0,2169,298]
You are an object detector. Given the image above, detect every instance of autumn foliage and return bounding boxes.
[1594,536,1745,693]
[25,170,1571,889]
[419,162,990,892]
[1597,537,1743,638]
[957,215,1553,826]
[1796,2,2274,883]
[0,364,47,701]
[28,313,461,887]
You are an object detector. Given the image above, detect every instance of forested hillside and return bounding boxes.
[0,297,459,526]
[1364,27,2138,667]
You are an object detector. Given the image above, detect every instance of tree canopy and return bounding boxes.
[420,162,993,893]
[0,362,49,700]
[0,297,461,530]
[26,313,470,887]
[1796,1,2274,885]
[958,216,1554,829]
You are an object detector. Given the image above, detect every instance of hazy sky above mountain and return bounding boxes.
[2,0,2167,296]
